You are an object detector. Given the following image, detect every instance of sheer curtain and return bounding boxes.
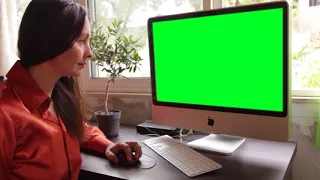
[0,0,18,77]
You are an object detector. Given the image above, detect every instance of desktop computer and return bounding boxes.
[147,1,291,155]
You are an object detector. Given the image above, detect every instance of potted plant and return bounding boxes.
[89,19,143,137]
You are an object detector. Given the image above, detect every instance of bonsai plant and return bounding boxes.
[89,19,143,137]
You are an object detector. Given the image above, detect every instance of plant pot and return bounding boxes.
[95,110,121,137]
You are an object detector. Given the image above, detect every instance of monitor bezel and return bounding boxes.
[148,1,289,117]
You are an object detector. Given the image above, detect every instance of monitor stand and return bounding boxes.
[186,133,246,156]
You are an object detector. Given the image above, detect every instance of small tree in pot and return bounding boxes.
[89,19,143,137]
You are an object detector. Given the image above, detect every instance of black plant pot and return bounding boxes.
[95,110,121,137]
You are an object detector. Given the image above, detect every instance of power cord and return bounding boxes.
[135,152,157,170]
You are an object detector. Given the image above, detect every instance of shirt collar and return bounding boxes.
[6,60,51,112]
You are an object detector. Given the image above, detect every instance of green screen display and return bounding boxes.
[152,8,284,112]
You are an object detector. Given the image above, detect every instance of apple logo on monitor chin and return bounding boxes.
[207,116,214,126]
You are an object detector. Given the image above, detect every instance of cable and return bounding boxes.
[140,126,162,135]
[137,133,160,137]
[179,128,193,137]
[138,122,193,139]
[135,152,157,170]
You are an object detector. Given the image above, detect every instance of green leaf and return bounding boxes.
[89,18,143,79]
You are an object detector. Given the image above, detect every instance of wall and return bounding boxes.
[84,93,320,180]
[290,102,320,180]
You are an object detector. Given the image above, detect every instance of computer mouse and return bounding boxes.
[116,150,140,166]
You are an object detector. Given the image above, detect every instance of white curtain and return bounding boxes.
[0,0,18,77]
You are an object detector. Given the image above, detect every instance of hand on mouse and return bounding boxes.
[104,141,142,164]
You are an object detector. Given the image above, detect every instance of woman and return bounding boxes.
[0,0,142,179]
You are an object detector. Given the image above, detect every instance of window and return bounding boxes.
[68,1,320,97]
[13,0,31,62]
[16,0,31,27]
[90,0,203,78]
[81,0,210,93]
[221,0,320,97]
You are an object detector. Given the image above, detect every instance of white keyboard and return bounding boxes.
[142,135,222,177]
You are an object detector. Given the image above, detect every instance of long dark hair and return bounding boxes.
[18,0,88,141]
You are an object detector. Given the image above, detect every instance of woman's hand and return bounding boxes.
[105,141,142,163]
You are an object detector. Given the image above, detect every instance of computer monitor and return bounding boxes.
[148,1,291,155]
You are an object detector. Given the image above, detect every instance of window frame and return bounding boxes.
[79,0,320,97]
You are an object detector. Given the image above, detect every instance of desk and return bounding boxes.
[79,125,296,180]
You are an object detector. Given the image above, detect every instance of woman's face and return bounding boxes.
[48,17,93,77]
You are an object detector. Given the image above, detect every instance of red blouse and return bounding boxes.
[0,61,112,180]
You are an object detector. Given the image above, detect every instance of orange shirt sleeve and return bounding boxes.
[0,105,16,179]
[80,123,113,154]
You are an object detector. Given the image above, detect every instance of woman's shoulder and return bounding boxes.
[0,81,28,120]
[0,80,22,103]
[0,86,32,136]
